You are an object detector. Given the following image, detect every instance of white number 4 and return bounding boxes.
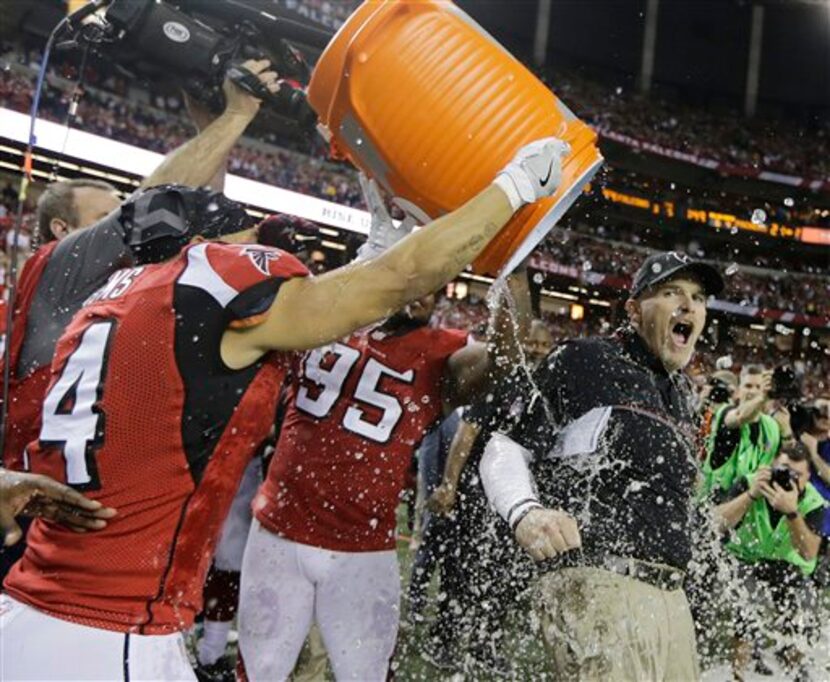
[39,321,115,489]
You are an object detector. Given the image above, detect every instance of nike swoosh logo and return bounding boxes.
[540,161,554,187]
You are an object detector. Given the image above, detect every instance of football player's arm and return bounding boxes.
[442,266,532,410]
[139,60,278,191]
[222,137,569,362]
[228,185,510,357]
[0,469,117,545]
[428,419,480,514]
[489,262,533,369]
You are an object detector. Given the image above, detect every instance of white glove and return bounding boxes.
[356,174,417,261]
[493,138,571,212]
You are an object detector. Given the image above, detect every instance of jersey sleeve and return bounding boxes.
[177,242,309,328]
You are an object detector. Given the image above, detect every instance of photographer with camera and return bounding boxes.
[702,365,791,497]
[715,442,827,680]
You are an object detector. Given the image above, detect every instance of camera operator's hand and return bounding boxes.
[514,508,581,562]
[759,480,799,516]
[748,466,771,501]
[427,482,457,515]
[223,58,280,121]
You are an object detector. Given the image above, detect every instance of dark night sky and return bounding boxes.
[456,0,830,111]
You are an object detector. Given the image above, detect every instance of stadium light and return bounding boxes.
[0,107,372,236]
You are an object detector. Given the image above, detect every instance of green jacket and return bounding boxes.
[701,405,780,496]
[726,478,826,576]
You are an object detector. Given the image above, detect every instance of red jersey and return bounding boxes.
[1,242,58,471]
[4,242,307,634]
[255,325,468,552]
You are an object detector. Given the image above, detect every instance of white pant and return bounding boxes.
[0,594,195,681]
[238,521,400,681]
[213,458,261,572]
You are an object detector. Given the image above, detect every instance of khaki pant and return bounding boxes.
[536,567,700,682]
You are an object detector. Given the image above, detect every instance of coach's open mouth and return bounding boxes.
[671,321,694,347]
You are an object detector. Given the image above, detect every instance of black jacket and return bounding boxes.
[506,329,700,570]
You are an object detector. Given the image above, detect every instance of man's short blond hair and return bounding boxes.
[739,364,765,382]
[36,179,116,242]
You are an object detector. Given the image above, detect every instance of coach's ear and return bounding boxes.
[624,297,641,330]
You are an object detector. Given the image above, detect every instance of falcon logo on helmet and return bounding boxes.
[242,246,281,275]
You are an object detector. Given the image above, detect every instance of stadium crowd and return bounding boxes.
[547,67,830,179]
[537,231,830,317]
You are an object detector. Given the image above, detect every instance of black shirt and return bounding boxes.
[504,329,701,570]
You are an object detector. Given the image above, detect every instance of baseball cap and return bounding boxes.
[630,251,724,300]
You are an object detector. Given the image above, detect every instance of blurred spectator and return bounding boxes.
[799,401,830,531]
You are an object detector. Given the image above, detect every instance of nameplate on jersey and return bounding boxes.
[84,267,146,306]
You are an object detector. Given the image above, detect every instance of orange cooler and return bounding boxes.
[309,0,603,274]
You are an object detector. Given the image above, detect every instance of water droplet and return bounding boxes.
[533,273,544,284]
[369,518,378,529]
[357,52,369,64]
[725,263,739,276]
[207,202,219,212]
[582,261,592,271]
[651,263,662,274]
[355,137,363,146]
[783,197,794,207]
[803,328,811,337]
[751,209,766,225]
